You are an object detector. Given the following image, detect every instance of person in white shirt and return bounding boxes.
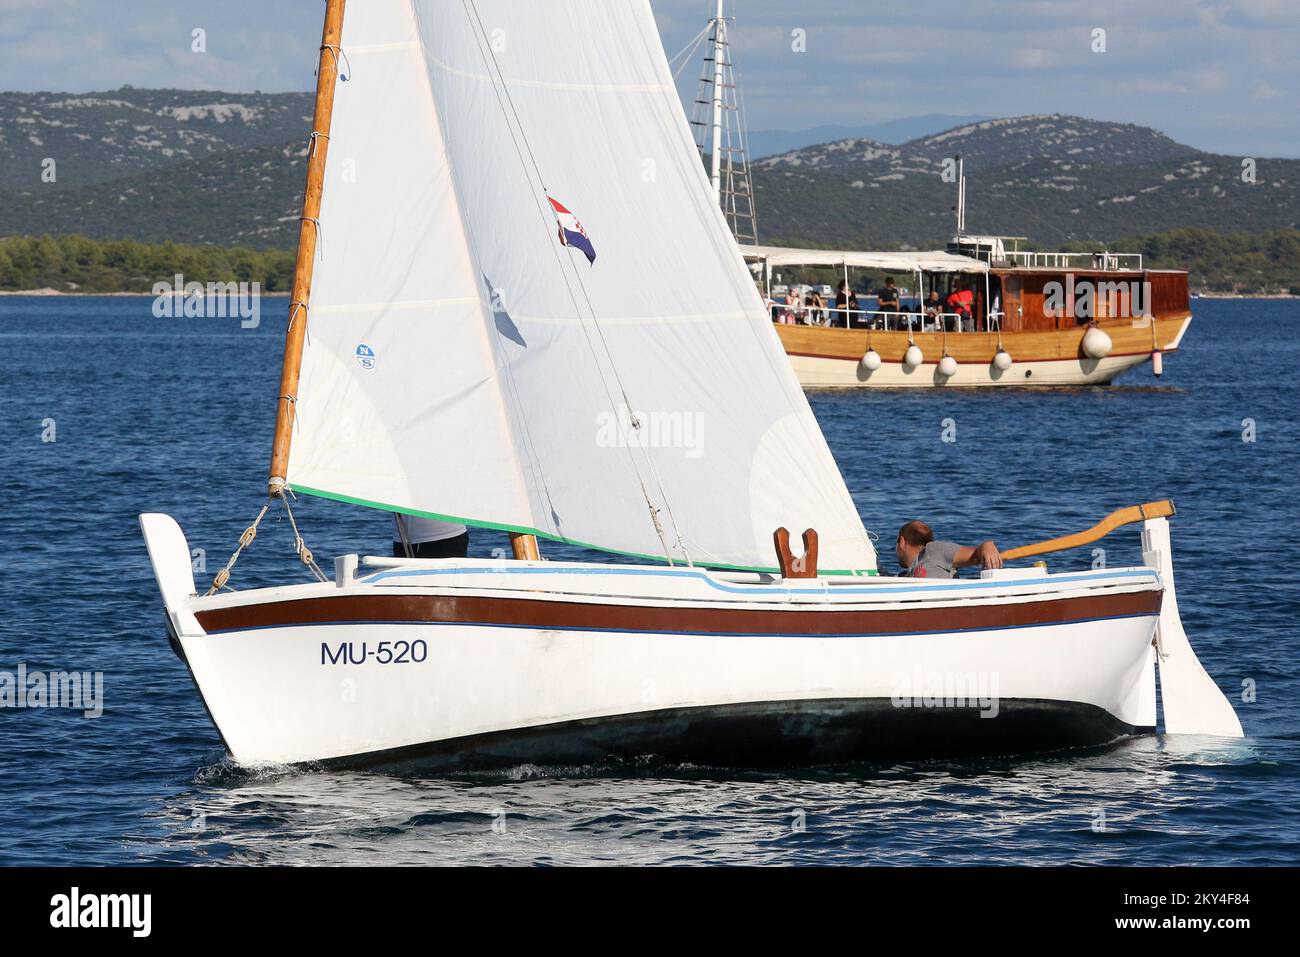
[393,514,469,559]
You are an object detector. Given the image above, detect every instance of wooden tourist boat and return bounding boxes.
[687,3,1192,389]
[744,237,1192,388]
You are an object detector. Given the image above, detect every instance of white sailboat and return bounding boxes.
[140,0,1241,769]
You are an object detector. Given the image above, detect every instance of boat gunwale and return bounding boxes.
[185,559,1162,605]
[181,560,1165,635]
[191,583,1163,638]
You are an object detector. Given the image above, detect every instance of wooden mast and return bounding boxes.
[264,0,538,561]
[510,533,541,560]
[268,0,347,497]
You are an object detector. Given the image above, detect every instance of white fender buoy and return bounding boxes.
[860,349,882,371]
[938,355,958,377]
[1081,326,1113,359]
[1151,350,1164,376]
[903,344,924,368]
[993,348,1013,371]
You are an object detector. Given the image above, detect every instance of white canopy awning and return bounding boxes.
[739,244,988,274]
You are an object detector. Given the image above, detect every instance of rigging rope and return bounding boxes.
[286,300,307,332]
[206,504,269,595]
[300,216,324,260]
[307,129,329,156]
[318,43,351,82]
[668,26,710,81]
[204,495,328,595]
[282,494,329,583]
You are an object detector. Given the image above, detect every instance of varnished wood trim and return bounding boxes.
[775,318,1187,364]
[783,347,1175,363]
[195,589,1161,637]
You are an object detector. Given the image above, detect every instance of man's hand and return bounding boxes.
[976,541,1003,570]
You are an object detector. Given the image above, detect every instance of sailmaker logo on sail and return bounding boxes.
[548,196,596,264]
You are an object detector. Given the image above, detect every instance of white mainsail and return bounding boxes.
[287,0,877,573]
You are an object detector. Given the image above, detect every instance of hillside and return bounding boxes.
[759,116,1198,172]
[743,113,991,160]
[1,88,310,248]
[0,88,310,188]
[751,115,1298,249]
[2,91,1298,284]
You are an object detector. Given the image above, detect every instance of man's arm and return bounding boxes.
[953,541,1003,570]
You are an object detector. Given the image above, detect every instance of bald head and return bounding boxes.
[898,521,933,547]
[896,520,934,569]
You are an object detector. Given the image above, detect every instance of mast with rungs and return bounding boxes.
[690,0,758,244]
[268,0,347,497]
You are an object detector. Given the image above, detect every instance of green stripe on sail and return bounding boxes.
[288,483,879,577]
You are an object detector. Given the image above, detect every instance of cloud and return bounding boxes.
[1011,47,1052,69]
[1,0,1295,157]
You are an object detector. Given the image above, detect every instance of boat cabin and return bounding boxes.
[742,236,1190,334]
[947,234,1190,332]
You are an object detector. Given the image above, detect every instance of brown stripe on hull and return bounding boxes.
[196,589,1162,637]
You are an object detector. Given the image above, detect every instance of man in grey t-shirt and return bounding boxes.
[894,520,1003,578]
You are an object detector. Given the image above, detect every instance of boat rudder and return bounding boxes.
[1142,516,1244,737]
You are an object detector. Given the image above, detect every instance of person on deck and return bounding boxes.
[876,276,900,327]
[805,288,826,325]
[393,514,470,559]
[834,280,860,327]
[782,285,803,324]
[894,520,1002,578]
[923,288,944,326]
[947,282,975,331]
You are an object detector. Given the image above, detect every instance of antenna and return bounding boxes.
[956,154,966,236]
[709,0,725,203]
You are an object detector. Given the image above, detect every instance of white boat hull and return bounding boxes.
[140,514,1194,768]
[179,613,1158,767]
[777,314,1192,388]
[789,351,1153,388]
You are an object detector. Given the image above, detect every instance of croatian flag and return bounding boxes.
[548,196,596,265]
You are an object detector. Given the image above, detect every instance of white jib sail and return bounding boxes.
[288,0,877,573]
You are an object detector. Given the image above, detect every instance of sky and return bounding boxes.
[1,0,1296,157]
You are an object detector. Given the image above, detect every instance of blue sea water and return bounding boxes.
[0,295,1297,866]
